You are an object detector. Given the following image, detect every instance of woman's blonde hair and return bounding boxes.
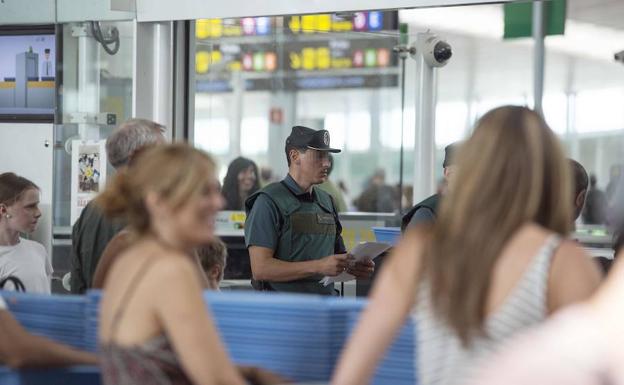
[423,106,572,345]
[96,143,216,235]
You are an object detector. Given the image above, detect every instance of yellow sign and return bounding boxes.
[289,47,353,71]
[196,50,222,74]
[229,212,246,222]
[289,14,349,34]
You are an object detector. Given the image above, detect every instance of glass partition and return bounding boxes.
[190,3,624,220]
[51,20,134,292]
[54,20,135,228]
[192,12,418,214]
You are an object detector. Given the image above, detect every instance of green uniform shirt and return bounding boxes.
[245,174,346,295]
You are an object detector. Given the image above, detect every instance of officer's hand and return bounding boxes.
[346,257,375,279]
[318,253,350,276]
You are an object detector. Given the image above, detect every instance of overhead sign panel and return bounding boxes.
[194,13,399,91]
[137,0,521,22]
[504,0,566,39]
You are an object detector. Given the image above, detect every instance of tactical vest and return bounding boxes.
[245,181,340,295]
[401,194,440,231]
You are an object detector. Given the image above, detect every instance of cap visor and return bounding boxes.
[307,145,341,153]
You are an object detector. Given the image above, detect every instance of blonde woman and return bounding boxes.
[332,106,603,385]
[96,144,281,385]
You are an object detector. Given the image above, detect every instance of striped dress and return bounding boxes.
[413,235,561,385]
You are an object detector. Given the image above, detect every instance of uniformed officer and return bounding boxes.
[401,141,459,230]
[244,126,374,295]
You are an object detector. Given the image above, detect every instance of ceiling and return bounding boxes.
[568,0,624,31]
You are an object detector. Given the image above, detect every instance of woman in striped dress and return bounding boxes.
[332,106,603,385]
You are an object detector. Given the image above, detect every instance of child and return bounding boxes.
[0,173,51,294]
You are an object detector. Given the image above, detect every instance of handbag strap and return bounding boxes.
[0,276,26,292]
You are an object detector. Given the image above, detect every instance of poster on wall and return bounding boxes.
[71,140,107,224]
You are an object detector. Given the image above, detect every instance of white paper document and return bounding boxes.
[320,242,392,286]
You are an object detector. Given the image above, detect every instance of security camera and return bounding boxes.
[417,35,452,68]
[615,50,624,64]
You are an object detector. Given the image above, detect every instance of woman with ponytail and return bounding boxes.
[97,144,282,385]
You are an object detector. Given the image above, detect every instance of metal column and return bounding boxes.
[133,21,174,139]
[229,72,243,158]
[268,91,297,178]
[77,24,101,140]
[533,0,545,115]
[412,33,438,204]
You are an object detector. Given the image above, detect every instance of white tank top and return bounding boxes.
[413,235,561,385]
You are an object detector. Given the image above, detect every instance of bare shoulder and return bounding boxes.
[547,237,603,311]
[385,225,431,274]
[552,238,603,280]
[551,238,593,266]
[398,225,432,253]
[148,253,198,282]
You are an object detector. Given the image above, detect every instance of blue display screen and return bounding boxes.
[0,31,56,118]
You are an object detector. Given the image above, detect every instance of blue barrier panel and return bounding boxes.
[372,227,401,246]
[0,365,100,385]
[2,290,418,384]
[1,291,88,351]
[346,312,417,385]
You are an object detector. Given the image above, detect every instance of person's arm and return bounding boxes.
[249,246,349,282]
[331,228,426,385]
[153,258,247,385]
[547,240,603,313]
[0,311,97,368]
[92,231,130,289]
[69,217,86,294]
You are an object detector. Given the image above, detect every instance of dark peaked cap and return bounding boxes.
[286,126,341,153]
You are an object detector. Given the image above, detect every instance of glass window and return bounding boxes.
[543,93,567,135]
[379,108,402,149]
[346,111,371,152]
[241,116,269,155]
[575,88,624,134]
[51,20,135,293]
[436,101,469,146]
[193,12,405,212]
[195,117,229,154]
[324,113,347,150]
[190,3,624,216]
[55,20,135,227]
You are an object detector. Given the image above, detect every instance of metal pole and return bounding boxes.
[398,56,406,213]
[230,71,243,157]
[412,33,437,204]
[77,23,100,140]
[533,0,545,115]
[393,22,410,213]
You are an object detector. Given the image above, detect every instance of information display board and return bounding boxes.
[0,25,56,121]
[195,13,399,92]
